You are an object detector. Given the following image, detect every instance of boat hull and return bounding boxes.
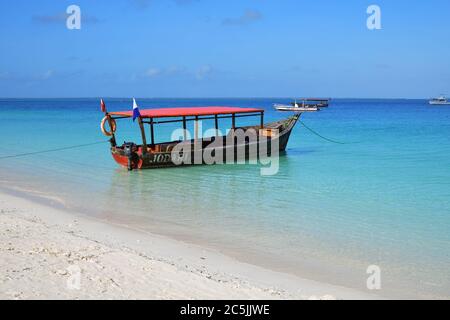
[429,101,450,105]
[274,105,319,112]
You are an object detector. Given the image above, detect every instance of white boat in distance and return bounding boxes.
[273,98,330,112]
[429,95,450,105]
[273,103,319,112]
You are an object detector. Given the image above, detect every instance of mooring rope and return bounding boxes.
[0,140,109,160]
[0,120,356,160]
[298,120,358,145]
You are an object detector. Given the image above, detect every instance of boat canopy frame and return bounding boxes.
[107,107,265,153]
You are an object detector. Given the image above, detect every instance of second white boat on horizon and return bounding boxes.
[273,103,319,112]
[429,95,450,105]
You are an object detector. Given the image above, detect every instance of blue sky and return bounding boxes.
[0,0,449,98]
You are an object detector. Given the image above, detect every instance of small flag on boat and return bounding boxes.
[132,98,141,122]
[100,99,107,113]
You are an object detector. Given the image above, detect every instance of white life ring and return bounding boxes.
[100,116,116,137]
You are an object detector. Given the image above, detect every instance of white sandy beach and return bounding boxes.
[0,191,378,300]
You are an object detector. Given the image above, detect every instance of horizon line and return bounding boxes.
[0,96,432,100]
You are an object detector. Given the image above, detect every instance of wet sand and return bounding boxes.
[0,191,378,300]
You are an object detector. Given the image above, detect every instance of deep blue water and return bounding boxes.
[0,98,449,298]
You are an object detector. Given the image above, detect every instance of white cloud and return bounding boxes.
[222,9,262,26]
[41,70,54,80]
[129,0,152,9]
[145,68,162,77]
[195,65,213,80]
[141,65,213,80]
[143,65,188,78]
[166,65,186,75]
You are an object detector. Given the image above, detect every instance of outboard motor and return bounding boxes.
[122,142,138,171]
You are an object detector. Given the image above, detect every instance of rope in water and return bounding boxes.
[0,120,355,159]
[0,140,109,160]
[298,119,357,145]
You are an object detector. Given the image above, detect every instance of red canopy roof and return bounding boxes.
[109,106,263,119]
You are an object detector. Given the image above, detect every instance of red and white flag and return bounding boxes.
[100,99,107,113]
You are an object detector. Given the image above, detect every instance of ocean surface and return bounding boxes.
[1,98,449,298]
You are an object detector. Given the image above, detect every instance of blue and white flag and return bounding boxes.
[132,98,141,122]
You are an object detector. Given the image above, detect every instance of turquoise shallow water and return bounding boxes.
[1,98,449,298]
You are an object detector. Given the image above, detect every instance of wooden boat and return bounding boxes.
[100,104,302,170]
